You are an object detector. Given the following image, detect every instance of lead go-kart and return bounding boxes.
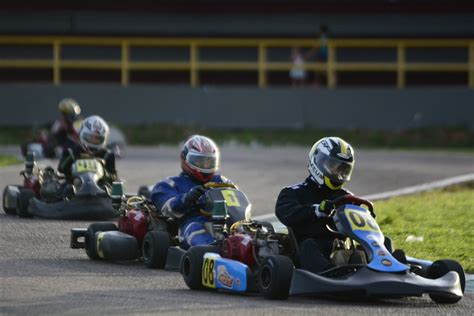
[2,152,119,220]
[181,195,465,304]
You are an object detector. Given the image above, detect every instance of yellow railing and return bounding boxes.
[0,36,473,88]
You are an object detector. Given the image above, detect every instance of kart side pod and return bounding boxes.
[202,253,249,292]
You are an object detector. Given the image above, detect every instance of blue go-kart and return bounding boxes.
[180,195,465,304]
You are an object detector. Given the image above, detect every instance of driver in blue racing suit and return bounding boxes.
[150,135,232,249]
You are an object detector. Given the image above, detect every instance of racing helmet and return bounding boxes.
[79,115,109,154]
[180,135,219,183]
[308,137,355,190]
[58,98,81,120]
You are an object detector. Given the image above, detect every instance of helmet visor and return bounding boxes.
[83,132,105,146]
[314,152,353,182]
[186,152,218,173]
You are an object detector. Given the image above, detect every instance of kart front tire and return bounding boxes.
[428,259,465,304]
[258,255,294,300]
[142,230,170,269]
[3,185,19,215]
[85,222,118,260]
[180,245,219,291]
[17,188,35,218]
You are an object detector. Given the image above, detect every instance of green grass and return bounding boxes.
[0,154,22,167]
[375,182,474,273]
[1,125,473,150]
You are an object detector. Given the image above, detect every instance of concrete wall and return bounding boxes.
[0,84,473,130]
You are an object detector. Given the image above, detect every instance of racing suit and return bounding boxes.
[57,142,117,184]
[50,116,79,149]
[275,176,351,273]
[150,173,231,249]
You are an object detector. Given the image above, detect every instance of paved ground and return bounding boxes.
[1,145,473,315]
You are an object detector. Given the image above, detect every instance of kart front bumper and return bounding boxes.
[29,195,119,220]
[290,267,463,299]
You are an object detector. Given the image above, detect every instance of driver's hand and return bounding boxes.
[314,200,334,218]
[182,185,206,208]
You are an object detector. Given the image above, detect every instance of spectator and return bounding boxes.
[289,47,307,87]
[307,24,333,87]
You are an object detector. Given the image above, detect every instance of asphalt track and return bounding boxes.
[1,145,473,315]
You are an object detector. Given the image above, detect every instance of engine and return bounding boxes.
[221,233,256,267]
[118,209,149,244]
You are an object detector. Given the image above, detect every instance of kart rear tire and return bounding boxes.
[85,222,118,260]
[142,230,170,269]
[258,255,294,300]
[180,245,219,291]
[428,259,465,304]
[3,185,18,215]
[17,188,35,218]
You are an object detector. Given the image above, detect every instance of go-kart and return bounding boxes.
[70,191,183,269]
[180,183,294,295]
[2,152,119,220]
[259,195,465,304]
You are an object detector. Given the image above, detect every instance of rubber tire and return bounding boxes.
[428,259,465,304]
[17,188,35,218]
[180,245,219,291]
[142,230,171,269]
[137,185,150,199]
[258,255,294,300]
[85,222,118,260]
[3,185,18,215]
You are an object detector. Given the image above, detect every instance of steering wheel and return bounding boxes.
[330,194,375,216]
[203,182,237,189]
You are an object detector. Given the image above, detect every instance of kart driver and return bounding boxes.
[275,136,359,273]
[58,115,118,184]
[151,135,232,249]
[50,98,82,149]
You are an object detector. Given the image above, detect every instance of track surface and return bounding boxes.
[1,145,473,315]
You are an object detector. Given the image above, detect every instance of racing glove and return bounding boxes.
[314,200,334,218]
[182,185,206,209]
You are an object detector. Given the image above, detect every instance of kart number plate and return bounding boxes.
[202,257,216,288]
[221,190,240,207]
[75,159,99,173]
[345,208,380,233]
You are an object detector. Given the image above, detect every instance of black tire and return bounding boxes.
[180,245,219,291]
[85,222,118,260]
[3,186,18,215]
[258,255,294,300]
[17,188,35,218]
[428,259,465,304]
[142,230,171,269]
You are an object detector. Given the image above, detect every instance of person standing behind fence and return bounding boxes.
[307,24,331,87]
[289,47,307,87]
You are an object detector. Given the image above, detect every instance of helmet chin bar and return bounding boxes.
[324,177,343,190]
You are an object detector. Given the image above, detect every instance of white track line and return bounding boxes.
[253,173,474,222]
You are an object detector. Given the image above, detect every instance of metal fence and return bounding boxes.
[0,36,473,88]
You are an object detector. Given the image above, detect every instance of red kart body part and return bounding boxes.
[221,233,256,267]
[23,175,41,196]
[118,209,149,245]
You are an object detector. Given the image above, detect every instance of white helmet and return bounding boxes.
[308,137,355,190]
[79,115,109,154]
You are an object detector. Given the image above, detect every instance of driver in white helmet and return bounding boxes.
[58,115,117,184]
[275,137,358,273]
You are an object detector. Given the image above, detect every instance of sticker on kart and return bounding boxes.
[73,159,100,173]
[202,253,247,292]
[345,207,380,233]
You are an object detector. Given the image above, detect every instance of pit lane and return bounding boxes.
[1,145,473,315]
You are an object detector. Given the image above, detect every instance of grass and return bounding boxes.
[375,182,474,273]
[0,154,22,167]
[1,125,473,150]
